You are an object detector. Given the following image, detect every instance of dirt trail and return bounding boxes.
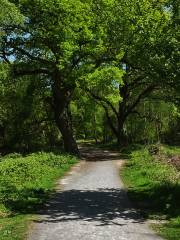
[28,147,163,240]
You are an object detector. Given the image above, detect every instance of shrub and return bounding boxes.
[0,152,77,212]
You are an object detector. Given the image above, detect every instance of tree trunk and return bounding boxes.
[117,118,127,146]
[117,84,128,146]
[52,71,79,156]
[103,105,127,145]
[55,111,79,156]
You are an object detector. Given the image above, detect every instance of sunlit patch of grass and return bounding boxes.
[0,152,78,240]
[121,145,180,240]
[153,217,180,240]
[161,145,180,156]
[0,214,35,240]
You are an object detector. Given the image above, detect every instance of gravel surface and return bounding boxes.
[28,148,163,240]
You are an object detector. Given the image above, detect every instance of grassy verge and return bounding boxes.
[121,145,180,240]
[0,152,78,240]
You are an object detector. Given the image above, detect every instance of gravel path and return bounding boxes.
[28,148,163,240]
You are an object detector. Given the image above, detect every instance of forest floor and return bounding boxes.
[28,146,163,240]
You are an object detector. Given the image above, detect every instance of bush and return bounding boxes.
[0,152,77,212]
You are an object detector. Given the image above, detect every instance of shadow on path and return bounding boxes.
[80,147,121,161]
[35,188,144,226]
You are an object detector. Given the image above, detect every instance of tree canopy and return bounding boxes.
[0,0,179,154]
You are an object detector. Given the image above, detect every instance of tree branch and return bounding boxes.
[125,85,156,117]
[13,68,50,77]
[0,50,11,64]
[83,87,119,119]
[102,105,118,136]
[14,47,53,65]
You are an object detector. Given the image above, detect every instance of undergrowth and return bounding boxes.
[121,145,180,240]
[0,152,78,240]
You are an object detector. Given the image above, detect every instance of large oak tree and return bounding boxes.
[0,0,115,155]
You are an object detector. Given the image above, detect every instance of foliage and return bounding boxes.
[0,0,24,29]
[161,145,180,156]
[0,2,179,239]
[153,217,180,240]
[0,152,77,239]
[0,69,61,153]
[81,66,124,104]
[0,0,179,152]
[70,93,113,142]
[121,145,180,240]
[125,99,180,144]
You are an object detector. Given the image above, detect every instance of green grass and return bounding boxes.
[160,145,180,156]
[0,214,34,240]
[121,145,180,240]
[0,152,78,240]
[153,217,180,240]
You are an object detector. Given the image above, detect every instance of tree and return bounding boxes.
[0,0,179,152]
[82,0,179,145]
[0,66,60,153]
[0,0,114,155]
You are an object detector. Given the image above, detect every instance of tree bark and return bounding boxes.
[116,96,128,146]
[55,111,79,156]
[52,71,79,156]
[117,117,127,146]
